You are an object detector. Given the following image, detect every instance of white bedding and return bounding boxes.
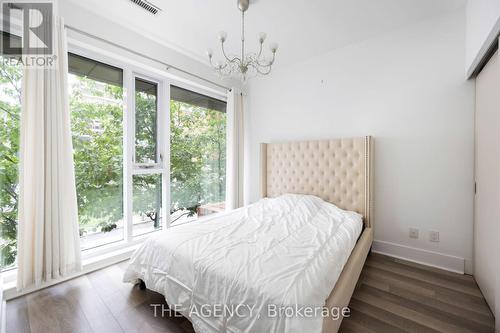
[123,194,363,333]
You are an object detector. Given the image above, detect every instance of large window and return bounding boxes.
[170,86,227,225]
[68,53,124,249]
[0,33,22,270]
[1,43,228,266]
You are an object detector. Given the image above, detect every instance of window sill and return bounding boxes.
[2,242,141,301]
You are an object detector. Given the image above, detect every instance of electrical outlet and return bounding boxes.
[429,230,440,242]
[409,227,419,239]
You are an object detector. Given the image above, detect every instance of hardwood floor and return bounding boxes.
[6,253,495,333]
[340,253,495,333]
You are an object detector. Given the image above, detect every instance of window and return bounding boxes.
[0,33,22,270]
[170,86,227,225]
[132,174,162,236]
[68,53,124,249]
[135,78,158,165]
[132,77,163,236]
[1,41,227,266]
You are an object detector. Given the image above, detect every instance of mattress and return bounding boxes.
[123,194,363,333]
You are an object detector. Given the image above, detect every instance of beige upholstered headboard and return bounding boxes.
[260,136,373,228]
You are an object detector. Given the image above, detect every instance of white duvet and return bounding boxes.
[123,194,362,333]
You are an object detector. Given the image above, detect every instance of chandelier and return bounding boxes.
[206,0,278,81]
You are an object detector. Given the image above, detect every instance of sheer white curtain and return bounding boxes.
[226,88,244,210]
[17,17,81,290]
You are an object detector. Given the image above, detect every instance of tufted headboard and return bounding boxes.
[260,136,373,228]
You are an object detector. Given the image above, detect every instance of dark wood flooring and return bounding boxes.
[6,253,495,333]
[340,253,495,333]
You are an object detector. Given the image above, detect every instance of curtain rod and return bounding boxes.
[64,25,231,91]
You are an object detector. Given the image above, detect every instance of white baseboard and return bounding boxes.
[372,240,465,274]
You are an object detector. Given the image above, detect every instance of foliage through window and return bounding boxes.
[133,174,162,236]
[135,78,158,165]
[0,47,228,268]
[132,78,162,236]
[68,53,124,249]
[170,86,226,224]
[0,53,22,270]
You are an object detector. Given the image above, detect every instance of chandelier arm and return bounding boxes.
[254,52,276,67]
[221,42,241,64]
[208,56,216,67]
[210,56,229,71]
[257,42,263,59]
[208,56,224,70]
[217,59,238,76]
[254,59,272,67]
[249,62,272,75]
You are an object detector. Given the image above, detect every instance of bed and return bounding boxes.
[123,136,374,333]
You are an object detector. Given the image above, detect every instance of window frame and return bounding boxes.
[1,30,229,293]
[66,41,227,260]
[169,80,228,225]
[127,71,168,240]
[66,44,170,254]
[132,74,162,170]
[68,52,125,250]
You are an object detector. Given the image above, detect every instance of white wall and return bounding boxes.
[244,8,475,273]
[465,0,500,75]
[58,1,238,94]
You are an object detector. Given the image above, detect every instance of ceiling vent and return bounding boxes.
[130,0,161,15]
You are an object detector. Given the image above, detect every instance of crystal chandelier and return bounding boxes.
[206,0,278,81]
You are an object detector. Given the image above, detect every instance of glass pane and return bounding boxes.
[170,87,226,225]
[0,48,22,270]
[133,174,162,236]
[69,55,124,250]
[135,78,158,164]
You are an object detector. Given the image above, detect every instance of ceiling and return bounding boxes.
[65,0,466,68]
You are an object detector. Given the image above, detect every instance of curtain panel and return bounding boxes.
[17,17,81,290]
[226,88,244,210]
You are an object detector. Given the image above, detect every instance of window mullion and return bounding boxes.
[162,81,171,229]
[124,69,135,243]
